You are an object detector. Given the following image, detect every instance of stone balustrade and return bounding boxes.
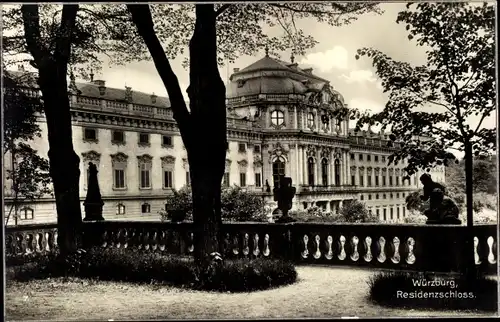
[5,222,497,274]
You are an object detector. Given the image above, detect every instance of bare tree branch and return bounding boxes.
[20,5,46,65]
[215,4,232,17]
[54,5,79,65]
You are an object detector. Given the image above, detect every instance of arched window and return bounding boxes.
[141,203,151,214]
[321,158,329,186]
[272,157,286,187]
[307,112,315,128]
[334,159,341,186]
[116,203,126,215]
[307,157,315,186]
[271,110,285,126]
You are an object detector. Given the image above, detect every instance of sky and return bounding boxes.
[92,3,496,135]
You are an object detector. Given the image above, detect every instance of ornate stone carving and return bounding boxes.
[137,154,153,163]
[225,159,232,168]
[367,167,373,175]
[320,147,332,160]
[269,142,289,162]
[333,147,342,160]
[358,166,365,172]
[253,155,263,168]
[110,152,128,164]
[382,167,387,174]
[237,159,248,168]
[395,168,401,175]
[182,158,189,169]
[82,150,101,162]
[374,167,380,175]
[350,166,357,172]
[306,145,316,158]
[160,155,176,166]
[389,168,394,175]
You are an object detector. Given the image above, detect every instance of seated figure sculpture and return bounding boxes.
[420,173,446,202]
[424,188,461,225]
[273,176,297,223]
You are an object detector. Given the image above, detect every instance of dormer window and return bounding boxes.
[271,110,285,126]
[307,112,315,128]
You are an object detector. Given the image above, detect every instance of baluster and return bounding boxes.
[224,233,231,256]
[301,235,309,258]
[364,237,373,262]
[338,235,346,260]
[406,237,416,264]
[232,235,240,255]
[43,232,50,252]
[151,231,158,251]
[122,229,129,248]
[115,229,122,248]
[377,237,386,263]
[253,234,260,256]
[143,231,151,251]
[242,233,250,256]
[474,236,481,265]
[263,234,270,257]
[53,231,58,250]
[188,232,194,253]
[325,236,333,260]
[391,237,401,264]
[487,236,496,264]
[350,236,359,261]
[26,234,34,254]
[158,231,166,251]
[34,233,42,253]
[313,235,321,259]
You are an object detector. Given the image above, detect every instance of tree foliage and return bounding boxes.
[339,200,379,223]
[352,2,495,175]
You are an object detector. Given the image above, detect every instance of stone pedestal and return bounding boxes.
[83,162,105,221]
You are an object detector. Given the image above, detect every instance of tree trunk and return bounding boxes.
[38,64,82,257]
[463,141,476,279]
[187,4,227,265]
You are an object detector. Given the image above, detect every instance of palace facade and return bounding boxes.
[4,53,445,226]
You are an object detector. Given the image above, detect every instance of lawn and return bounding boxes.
[5,266,496,320]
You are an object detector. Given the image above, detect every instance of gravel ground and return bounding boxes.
[5,266,497,320]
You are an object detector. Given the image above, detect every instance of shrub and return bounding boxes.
[368,271,497,312]
[161,185,267,223]
[339,200,379,223]
[9,247,297,292]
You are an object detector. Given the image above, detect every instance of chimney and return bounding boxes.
[233,68,240,73]
[151,93,157,104]
[18,65,25,72]
[125,86,133,102]
[93,80,106,95]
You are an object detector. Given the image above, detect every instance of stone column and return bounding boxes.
[346,151,351,184]
[295,144,300,185]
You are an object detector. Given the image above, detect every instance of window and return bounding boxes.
[334,159,341,186]
[382,176,386,186]
[403,207,406,217]
[186,172,191,186]
[162,135,173,147]
[375,176,379,186]
[359,154,363,161]
[383,194,387,199]
[376,209,380,217]
[359,174,364,186]
[390,193,393,199]
[140,163,151,189]
[360,195,364,201]
[307,157,315,186]
[141,203,151,214]
[223,172,230,187]
[112,130,125,143]
[20,207,34,220]
[382,156,386,162]
[368,194,372,200]
[271,110,285,126]
[350,153,355,160]
[383,209,387,221]
[84,128,97,141]
[238,143,246,153]
[367,176,372,186]
[163,170,173,188]
[139,133,150,145]
[114,169,125,189]
[376,194,379,200]
[389,176,393,186]
[367,155,371,162]
[321,158,329,186]
[390,208,394,220]
[272,157,286,187]
[254,145,261,153]
[307,112,315,128]
[396,177,400,186]
[351,175,355,186]
[396,193,400,198]
[397,207,400,220]
[403,193,406,198]
[116,203,126,215]
[375,155,379,162]
[255,173,262,187]
[240,173,246,187]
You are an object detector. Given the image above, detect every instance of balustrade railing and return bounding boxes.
[299,185,358,193]
[5,222,497,274]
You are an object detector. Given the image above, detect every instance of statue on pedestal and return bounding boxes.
[273,176,296,223]
[83,162,105,221]
[424,187,461,225]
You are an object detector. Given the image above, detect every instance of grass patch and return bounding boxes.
[8,247,297,293]
[368,271,497,312]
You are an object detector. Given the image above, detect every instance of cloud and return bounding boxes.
[348,97,385,114]
[299,46,349,72]
[339,69,377,84]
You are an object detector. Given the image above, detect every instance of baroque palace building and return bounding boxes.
[4,52,445,226]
